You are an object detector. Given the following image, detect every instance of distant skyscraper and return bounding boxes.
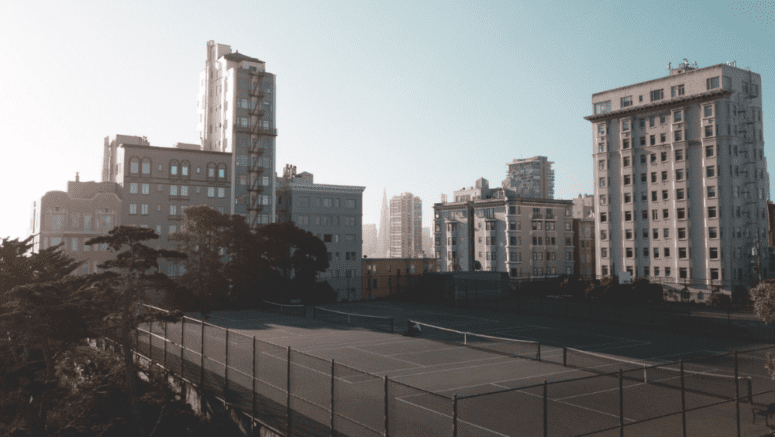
[421,226,432,257]
[197,41,276,229]
[390,192,422,258]
[362,223,378,258]
[501,156,555,199]
[377,188,390,257]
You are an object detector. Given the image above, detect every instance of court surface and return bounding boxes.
[157,300,775,436]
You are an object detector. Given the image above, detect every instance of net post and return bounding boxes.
[543,380,548,437]
[286,346,291,436]
[200,320,205,390]
[747,377,753,404]
[643,364,648,384]
[163,320,167,369]
[680,359,686,437]
[619,369,624,437]
[452,393,458,437]
[563,347,567,367]
[252,336,256,435]
[537,343,541,362]
[464,332,467,346]
[224,328,229,407]
[735,350,740,437]
[331,359,335,436]
[180,317,185,377]
[384,376,389,437]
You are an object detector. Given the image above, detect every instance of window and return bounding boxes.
[181,186,188,196]
[599,178,605,187]
[218,188,226,198]
[565,223,571,231]
[142,183,150,194]
[170,205,177,216]
[625,229,633,239]
[181,162,189,176]
[624,193,632,204]
[679,248,687,259]
[621,96,632,107]
[170,161,178,176]
[598,143,606,153]
[706,77,719,90]
[662,209,669,219]
[707,186,716,198]
[662,190,668,200]
[142,159,151,174]
[622,119,630,131]
[649,117,655,127]
[129,183,138,194]
[170,185,178,196]
[598,160,605,170]
[674,130,682,141]
[601,230,607,240]
[674,149,683,161]
[663,228,669,239]
[219,167,226,179]
[676,188,685,200]
[671,85,685,97]
[660,114,666,124]
[624,175,631,185]
[706,166,716,178]
[651,191,657,202]
[704,105,713,117]
[704,125,714,137]
[626,248,633,258]
[642,210,648,220]
[650,89,663,101]
[208,187,215,198]
[676,169,684,181]
[141,204,148,215]
[705,145,714,157]
[601,248,608,258]
[709,248,719,259]
[653,228,659,240]
[625,211,632,221]
[708,206,717,218]
[653,248,660,259]
[652,209,658,220]
[640,137,646,147]
[661,171,668,181]
[129,204,137,215]
[709,227,718,239]
[130,158,139,174]
[594,101,611,115]
[660,133,666,143]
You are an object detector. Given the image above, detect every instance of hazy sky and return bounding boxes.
[1,0,773,240]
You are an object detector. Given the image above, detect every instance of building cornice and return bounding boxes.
[120,144,231,157]
[282,183,366,194]
[584,89,731,122]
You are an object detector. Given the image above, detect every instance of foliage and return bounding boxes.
[709,292,732,308]
[749,280,775,324]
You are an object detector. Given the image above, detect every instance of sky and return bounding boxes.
[1,0,774,240]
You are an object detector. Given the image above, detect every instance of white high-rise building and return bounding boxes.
[586,60,769,294]
[390,193,422,258]
[197,41,277,228]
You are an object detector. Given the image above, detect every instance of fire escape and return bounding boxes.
[238,68,277,229]
[739,72,764,285]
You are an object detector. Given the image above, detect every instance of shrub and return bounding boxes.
[709,292,732,308]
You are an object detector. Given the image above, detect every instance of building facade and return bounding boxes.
[573,194,596,279]
[276,165,366,301]
[103,137,233,276]
[503,156,555,199]
[377,188,390,258]
[586,61,769,292]
[361,257,437,299]
[389,192,422,258]
[197,41,277,229]
[31,175,122,276]
[434,178,575,277]
[362,223,378,258]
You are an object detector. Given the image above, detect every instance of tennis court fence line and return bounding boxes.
[131,303,775,436]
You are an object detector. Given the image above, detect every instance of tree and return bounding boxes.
[85,226,190,436]
[749,280,775,379]
[254,221,329,303]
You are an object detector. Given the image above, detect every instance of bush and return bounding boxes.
[709,292,732,308]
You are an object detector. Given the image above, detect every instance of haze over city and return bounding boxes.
[1,0,773,240]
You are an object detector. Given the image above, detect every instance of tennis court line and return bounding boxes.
[350,346,427,367]
[394,397,511,437]
[554,379,647,401]
[511,385,638,423]
[426,368,585,396]
[300,336,424,353]
[376,355,516,377]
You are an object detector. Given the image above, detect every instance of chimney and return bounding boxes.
[75,172,80,182]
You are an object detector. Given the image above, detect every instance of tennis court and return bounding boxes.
[137,300,775,436]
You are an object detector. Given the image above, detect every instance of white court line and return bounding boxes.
[514,387,637,423]
[350,346,426,367]
[302,336,425,353]
[394,397,511,437]
[374,355,516,377]
[428,368,585,396]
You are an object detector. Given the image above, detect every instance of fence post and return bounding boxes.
[748,378,753,404]
[680,359,686,437]
[619,369,624,437]
[252,337,257,435]
[163,320,167,369]
[224,328,229,407]
[735,350,741,437]
[331,359,335,436]
[537,343,541,362]
[563,347,567,367]
[384,376,389,437]
[543,381,548,437]
[452,394,458,437]
[180,317,185,377]
[286,346,292,436]
[200,320,205,390]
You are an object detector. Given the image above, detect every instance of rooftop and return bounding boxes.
[223,51,263,64]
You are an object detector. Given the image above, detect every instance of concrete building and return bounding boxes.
[31,174,122,275]
[362,257,437,299]
[276,164,366,302]
[362,223,378,258]
[503,156,555,199]
[586,60,769,293]
[421,226,433,257]
[573,194,596,279]
[377,189,390,257]
[389,192,422,258]
[197,41,277,229]
[434,178,575,277]
[103,136,233,276]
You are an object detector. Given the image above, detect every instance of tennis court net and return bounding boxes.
[407,320,541,361]
[263,301,307,317]
[564,347,752,402]
[312,307,395,332]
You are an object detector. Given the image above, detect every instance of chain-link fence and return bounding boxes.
[134,303,775,436]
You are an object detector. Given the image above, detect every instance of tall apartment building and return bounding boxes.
[196,41,277,229]
[434,178,575,277]
[586,61,769,292]
[102,136,233,276]
[276,165,366,301]
[377,189,390,257]
[503,156,555,199]
[389,192,422,258]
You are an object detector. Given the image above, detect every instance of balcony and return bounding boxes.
[532,213,544,219]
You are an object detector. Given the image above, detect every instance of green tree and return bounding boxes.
[749,280,775,379]
[85,226,189,436]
